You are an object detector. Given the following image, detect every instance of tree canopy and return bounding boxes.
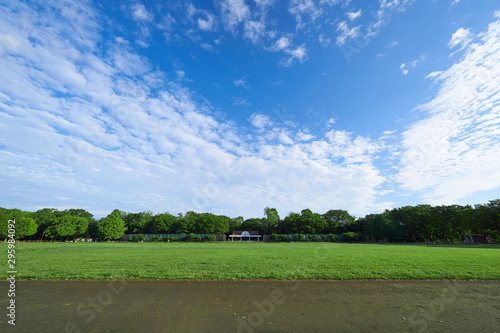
[1,199,499,243]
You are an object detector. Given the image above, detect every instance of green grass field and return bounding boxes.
[2,242,500,280]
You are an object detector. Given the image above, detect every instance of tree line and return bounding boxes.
[0,200,499,243]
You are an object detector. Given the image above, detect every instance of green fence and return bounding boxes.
[125,234,219,241]
[271,234,343,242]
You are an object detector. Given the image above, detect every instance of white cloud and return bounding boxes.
[425,71,443,79]
[198,14,216,31]
[131,3,153,22]
[232,97,250,106]
[278,44,307,67]
[269,36,307,66]
[289,0,323,29]
[287,45,307,61]
[364,1,415,40]
[274,36,291,50]
[187,4,217,32]
[218,0,250,32]
[244,20,266,43]
[397,15,500,204]
[448,27,473,50]
[318,34,331,47]
[347,9,362,21]
[233,77,248,88]
[336,21,360,46]
[400,63,409,75]
[175,70,185,78]
[249,113,271,128]
[200,43,215,52]
[296,131,314,141]
[254,0,275,8]
[389,40,399,48]
[400,55,425,75]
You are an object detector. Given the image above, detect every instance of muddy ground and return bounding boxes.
[0,280,499,332]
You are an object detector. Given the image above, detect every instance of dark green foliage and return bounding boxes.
[308,234,320,242]
[45,215,88,240]
[0,209,38,239]
[150,235,161,242]
[363,213,404,242]
[203,235,216,242]
[134,234,146,242]
[280,210,327,234]
[124,212,153,234]
[322,209,355,234]
[278,235,291,242]
[263,207,280,234]
[341,232,359,243]
[98,210,127,240]
[229,216,243,234]
[31,208,95,240]
[327,233,339,242]
[241,218,265,234]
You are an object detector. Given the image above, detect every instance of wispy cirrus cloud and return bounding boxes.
[336,21,361,46]
[131,3,153,22]
[397,13,500,204]
[448,27,474,50]
[217,0,250,32]
[269,36,308,66]
[347,9,362,21]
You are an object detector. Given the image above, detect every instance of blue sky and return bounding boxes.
[0,0,499,219]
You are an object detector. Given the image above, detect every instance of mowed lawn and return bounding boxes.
[2,242,500,280]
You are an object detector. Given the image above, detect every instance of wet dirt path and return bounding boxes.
[0,280,499,332]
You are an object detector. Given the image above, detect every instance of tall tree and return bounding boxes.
[263,207,280,234]
[229,216,243,233]
[98,209,126,240]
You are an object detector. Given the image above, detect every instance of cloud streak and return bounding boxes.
[398,15,500,204]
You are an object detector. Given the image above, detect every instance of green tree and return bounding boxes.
[299,209,327,234]
[229,216,243,233]
[262,207,280,234]
[282,212,300,234]
[0,209,38,239]
[98,209,126,240]
[241,218,264,234]
[322,209,355,233]
[150,213,176,234]
[46,215,88,240]
[33,208,59,239]
[213,215,231,234]
[171,213,189,234]
[124,212,153,234]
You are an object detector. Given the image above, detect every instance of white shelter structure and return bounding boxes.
[229,231,262,242]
